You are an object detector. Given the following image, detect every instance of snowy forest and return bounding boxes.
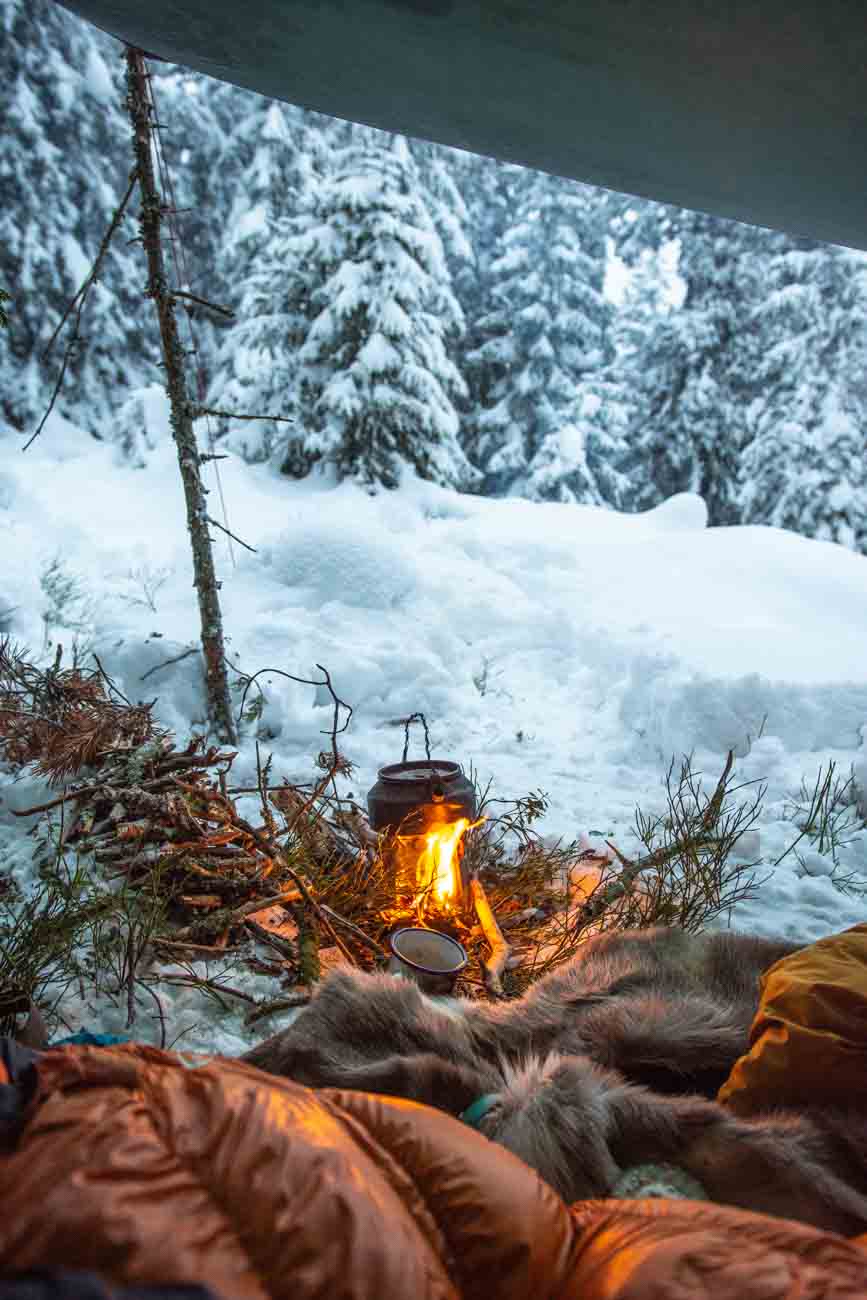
[6,2,867,1250]
[3,0,867,550]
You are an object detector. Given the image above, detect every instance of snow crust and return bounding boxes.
[2,412,867,1054]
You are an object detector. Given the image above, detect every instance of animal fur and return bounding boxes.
[242,925,867,1235]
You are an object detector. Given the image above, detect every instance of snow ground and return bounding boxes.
[2,413,867,1056]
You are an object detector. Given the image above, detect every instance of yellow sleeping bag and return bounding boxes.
[719,922,867,1117]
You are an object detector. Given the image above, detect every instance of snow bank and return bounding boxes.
[2,413,867,1052]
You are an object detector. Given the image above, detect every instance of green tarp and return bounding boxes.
[56,0,867,249]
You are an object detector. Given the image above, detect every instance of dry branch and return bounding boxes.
[169,289,234,318]
[244,989,311,1026]
[125,47,236,744]
[206,515,257,554]
[25,170,138,453]
[193,406,295,425]
[140,646,199,681]
[319,904,386,957]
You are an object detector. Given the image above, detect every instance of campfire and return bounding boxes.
[419,810,474,908]
[2,647,754,1038]
[363,756,506,994]
[394,806,480,912]
[367,759,478,915]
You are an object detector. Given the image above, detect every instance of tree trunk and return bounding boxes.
[124,47,237,745]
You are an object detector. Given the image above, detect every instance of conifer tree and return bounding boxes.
[741,240,867,550]
[286,134,475,490]
[146,65,232,397]
[204,99,320,463]
[409,139,473,276]
[456,157,531,442]
[615,207,775,523]
[466,172,619,503]
[0,0,158,437]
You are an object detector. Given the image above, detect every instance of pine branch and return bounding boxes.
[25,170,138,453]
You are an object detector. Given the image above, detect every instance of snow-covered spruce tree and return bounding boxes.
[409,138,473,279]
[465,172,623,504]
[0,0,158,436]
[613,205,776,523]
[145,65,238,401]
[520,381,632,507]
[456,156,532,449]
[285,133,476,490]
[740,240,867,551]
[204,98,322,464]
[612,241,699,510]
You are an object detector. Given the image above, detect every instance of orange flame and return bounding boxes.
[419,817,471,906]
[392,810,485,914]
[409,814,485,910]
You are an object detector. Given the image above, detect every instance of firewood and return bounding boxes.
[470,876,512,997]
[244,988,312,1026]
[179,894,223,910]
[245,919,297,962]
[153,939,242,957]
[319,904,386,957]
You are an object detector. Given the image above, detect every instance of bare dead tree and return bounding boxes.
[124,47,236,744]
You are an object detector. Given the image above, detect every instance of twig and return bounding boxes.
[153,938,242,957]
[42,170,137,359]
[57,798,83,851]
[24,341,78,453]
[256,742,276,838]
[232,662,353,747]
[124,927,138,1029]
[141,980,167,1049]
[192,406,294,424]
[159,974,256,1004]
[140,646,199,681]
[206,515,257,554]
[470,876,510,997]
[294,906,321,983]
[231,661,353,848]
[232,888,302,920]
[319,904,386,957]
[171,289,234,318]
[245,919,297,961]
[25,170,138,453]
[91,653,134,706]
[12,785,104,817]
[244,989,311,1026]
[698,749,735,835]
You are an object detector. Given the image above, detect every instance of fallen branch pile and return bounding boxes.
[0,642,379,1034]
[0,638,769,1040]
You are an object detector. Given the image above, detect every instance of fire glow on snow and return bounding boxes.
[2,411,867,1053]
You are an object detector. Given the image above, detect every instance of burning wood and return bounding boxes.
[469,876,511,997]
[391,809,480,915]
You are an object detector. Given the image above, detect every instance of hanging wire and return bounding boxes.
[145,67,237,566]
